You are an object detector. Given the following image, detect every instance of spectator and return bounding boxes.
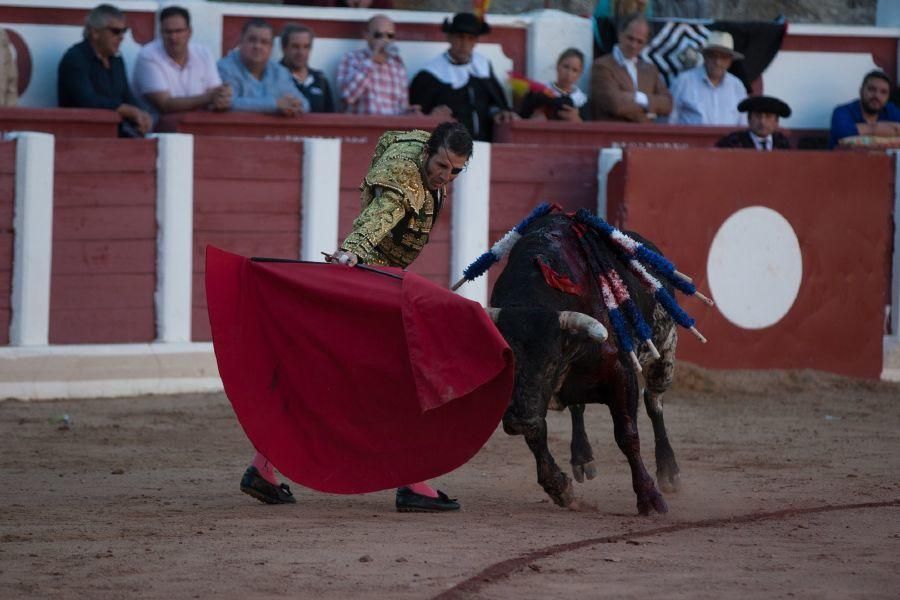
[519,48,588,122]
[280,23,334,113]
[58,4,152,137]
[829,70,900,149]
[217,18,309,115]
[590,13,671,122]
[0,29,17,106]
[410,12,516,142]
[132,6,231,115]
[336,15,411,115]
[592,0,652,58]
[669,31,747,126]
[715,95,792,150]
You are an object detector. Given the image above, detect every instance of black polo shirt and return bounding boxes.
[58,39,139,109]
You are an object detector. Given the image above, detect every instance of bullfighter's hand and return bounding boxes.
[328,250,359,267]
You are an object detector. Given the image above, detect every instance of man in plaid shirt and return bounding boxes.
[337,15,417,115]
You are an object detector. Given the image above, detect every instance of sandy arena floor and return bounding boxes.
[1,365,899,599]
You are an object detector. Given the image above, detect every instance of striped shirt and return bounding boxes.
[336,47,409,115]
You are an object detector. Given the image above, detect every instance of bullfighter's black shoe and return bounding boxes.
[240,466,297,504]
[395,487,460,512]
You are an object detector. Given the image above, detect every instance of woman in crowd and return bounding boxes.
[518,48,588,122]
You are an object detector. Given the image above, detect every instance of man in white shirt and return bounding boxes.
[132,5,232,114]
[669,30,747,126]
[590,13,671,122]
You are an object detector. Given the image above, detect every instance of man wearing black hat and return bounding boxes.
[409,12,516,141]
[715,95,792,150]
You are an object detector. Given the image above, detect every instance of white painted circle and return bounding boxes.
[706,206,802,330]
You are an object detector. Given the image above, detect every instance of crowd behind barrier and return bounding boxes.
[0,2,896,147]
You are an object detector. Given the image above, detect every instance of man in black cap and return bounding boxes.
[409,12,516,141]
[715,95,792,150]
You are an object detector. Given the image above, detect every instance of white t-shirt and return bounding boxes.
[132,39,222,99]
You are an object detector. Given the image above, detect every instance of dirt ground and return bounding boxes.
[1,364,899,600]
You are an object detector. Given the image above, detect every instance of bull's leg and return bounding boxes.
[644,358,680,493]
[569,404,598,482]
[524,419,575,507]
[643,318,680,493]
[608,367,667,515]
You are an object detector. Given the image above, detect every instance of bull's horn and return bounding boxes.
[558,311,608,341]
[485,307,502,323]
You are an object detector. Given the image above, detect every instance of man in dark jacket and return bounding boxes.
[715,95,792,150]
[409,12,516,141]
[58,3,152,137]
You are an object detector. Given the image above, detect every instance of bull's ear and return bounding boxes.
[558,311,608,342]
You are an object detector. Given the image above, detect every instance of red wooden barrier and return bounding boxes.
[486,144,599,293]
[494,120,827,150]
[51,138,157,343]
[609,147,892,379]
[0,140,15,345]
[0,108,120,138]
[192,137,304,341]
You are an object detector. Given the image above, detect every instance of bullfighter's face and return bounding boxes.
[422,145,468,191]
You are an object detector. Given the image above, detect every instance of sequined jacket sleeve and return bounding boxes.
[340,186,408,263]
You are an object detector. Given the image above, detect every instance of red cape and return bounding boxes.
[206,247,514,494]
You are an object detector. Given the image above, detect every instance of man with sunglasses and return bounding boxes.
[58,3,153,137]
[241,122,473,512]
[336,14,417,115]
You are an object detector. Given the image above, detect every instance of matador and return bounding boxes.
[239,121,475,512]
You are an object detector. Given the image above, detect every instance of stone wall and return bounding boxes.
[392,0,875,25]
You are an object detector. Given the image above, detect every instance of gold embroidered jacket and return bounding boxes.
[340,130,441,268]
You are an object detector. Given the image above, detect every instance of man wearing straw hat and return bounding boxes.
[668,30,747,126]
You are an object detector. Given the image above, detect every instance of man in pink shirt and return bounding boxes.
[132,5,231,114]
[336,15,417,115]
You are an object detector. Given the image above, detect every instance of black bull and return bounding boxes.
[489,213,680,515]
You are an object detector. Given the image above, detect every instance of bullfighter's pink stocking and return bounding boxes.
[406,481,439,498]
[251,452,278,485]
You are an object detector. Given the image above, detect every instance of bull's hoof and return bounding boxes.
[572,460,598,483]
[549,479,576,508]
[636,489,668,516]
[657,471,681,494]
